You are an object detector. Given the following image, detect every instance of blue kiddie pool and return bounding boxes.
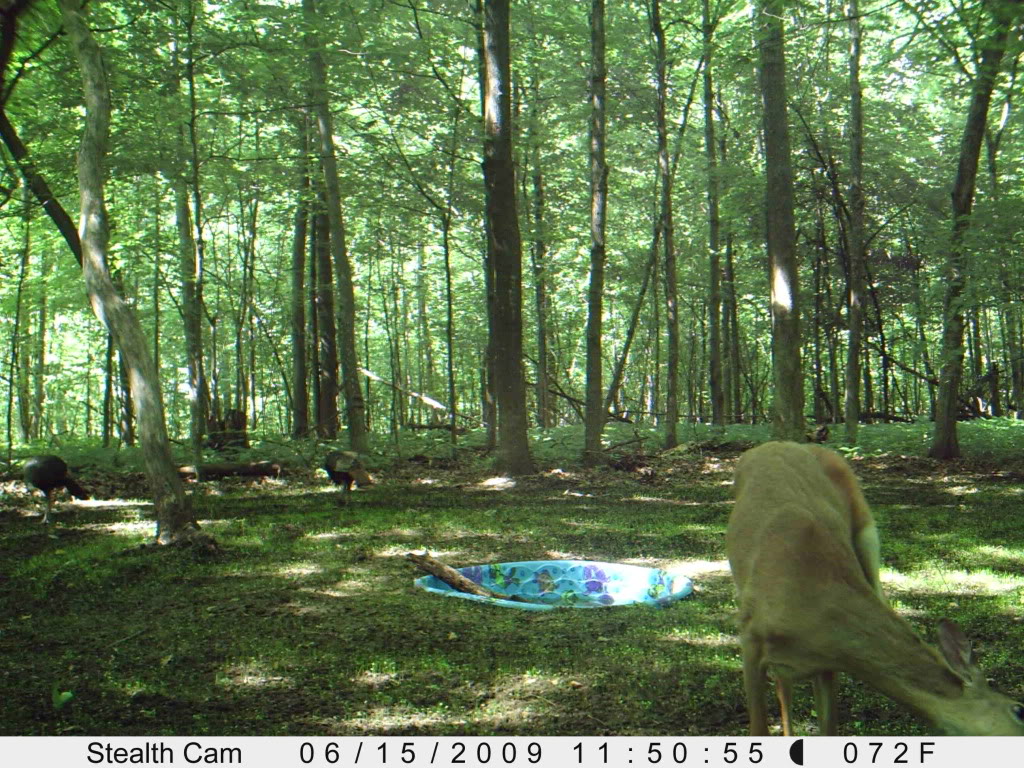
[414,560,694,611]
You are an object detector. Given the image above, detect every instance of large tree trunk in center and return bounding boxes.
[756,0,804,441]
[480,0,533,475]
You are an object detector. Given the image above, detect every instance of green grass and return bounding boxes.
[2,422,1024,736]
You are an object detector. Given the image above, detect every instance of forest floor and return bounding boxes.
[2,424,1024,737]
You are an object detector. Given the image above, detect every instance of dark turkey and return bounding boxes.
[24,455,89,524]
[323,451,374,503]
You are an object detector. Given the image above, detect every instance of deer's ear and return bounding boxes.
[937,620,979,683]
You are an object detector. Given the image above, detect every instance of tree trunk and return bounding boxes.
[480,0,533,475]
[930,0,1015,459]
[291,117,311,438]
[118,349,136,445]
[651,0,679,449]
[605,246,658,416]
[441,215,458,455]
[171,134,208,461]
[60,0,202,545]
[415,245,435,422]
[812,236,827,423]
[6,201,29,460]
[312,181,339,438]
[756,0,804,441]
[103,334,113,447]
[180,1,215,456]
[526,77,553,430]
[983,80,1021,417]
[32,246,47,439]
[584,0,607,465]
[723,235,742,422]
[303,0,369,453]
[703,0,725,429]
[844,0,866,444]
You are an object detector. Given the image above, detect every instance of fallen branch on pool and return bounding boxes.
[405,552,528,602]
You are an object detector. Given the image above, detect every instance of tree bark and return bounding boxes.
[303,0,369,453]
[930,0,1016,459]
[168,0,214,457]
[604,247,658,416]
[844,0,866,444]
[480,0,533,475]
[651,0,679,448]
[60,0,202,545]
[984,56,1022,417]
[32,243,47,439]
[526,76,553,430]
[584,0,607,465]
[756,0,805,441]
[171,123,209,461]
[703,0,725,429]
[6,199,29,458]
[724,236,742,421]
[312,180,339,438]
[291,117,311,439]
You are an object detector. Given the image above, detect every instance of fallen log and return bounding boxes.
[177,461,283,480]
[406,551,525,601]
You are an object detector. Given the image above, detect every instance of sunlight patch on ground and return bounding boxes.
[276,562,325,578]
[661,557,731,579]
[477,476,517,490]
[884,568,1021,595]
[354,668,399,689]
[398,546,459,560]
[701,458,728,472]
[297,581,368,599]
[307,531,364,543]
[84,520,154,537]
[82,499,146,508]
[544,468,576,479]
[217,660,291,689]
[342,708,450,733]
[629,495,714,506]
[995,486,1024,497]
[663,629,737,649]
[21,499,152,523]
[382,544,461,561]
[380,528,433,540]
[945,485,979,496]
[544,550,597,561]
[560,489,595,498]
[968,544,1024,567]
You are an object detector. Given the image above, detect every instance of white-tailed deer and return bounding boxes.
[728,441,1024,736]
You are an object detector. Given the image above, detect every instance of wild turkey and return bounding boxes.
[323,451,374,503]
[23,455,90,524]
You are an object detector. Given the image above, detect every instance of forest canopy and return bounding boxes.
[0,0,1020,464]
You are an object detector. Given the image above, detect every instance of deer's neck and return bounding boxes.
[835,601,964,728]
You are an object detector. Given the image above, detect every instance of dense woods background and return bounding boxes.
[2,0,1023,470]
